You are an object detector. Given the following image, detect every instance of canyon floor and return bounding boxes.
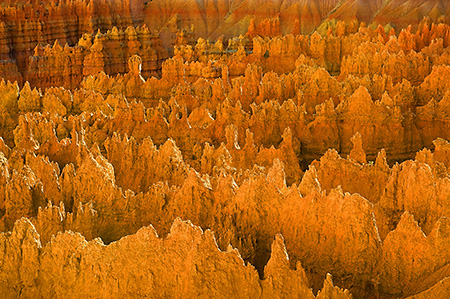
[2,0,450,298]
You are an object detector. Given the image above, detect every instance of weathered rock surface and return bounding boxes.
[0,0,133,83]
[1,1,450,299]
[0,217,351,298]
[25,26,168,89]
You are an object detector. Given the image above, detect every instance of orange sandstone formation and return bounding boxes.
[0,0,133,83]
[2,1,450,299]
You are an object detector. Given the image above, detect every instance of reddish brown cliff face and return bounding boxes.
[2,1,450,298]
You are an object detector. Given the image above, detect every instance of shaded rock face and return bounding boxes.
[24,26,168,89]
[143,0,450,41]
[2,1,450,299]
[0,0,133,84]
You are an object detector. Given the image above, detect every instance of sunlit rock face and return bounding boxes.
[1,1,450,298]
